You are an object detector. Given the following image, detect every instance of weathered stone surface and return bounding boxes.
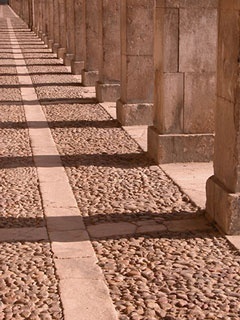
[116,100,153,126]
[71,0,85,74]
[206,176,240,234]
[179,7,217,73]
[120,55,154,104]
[96,0,120,101]
[161,73,184,133]
[82,0,99,86]
[59,279,118,320]
[184,72,216,133]
[163,8,179,72]
[148,126,214,163]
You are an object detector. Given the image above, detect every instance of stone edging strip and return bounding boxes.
[7,14,118,320]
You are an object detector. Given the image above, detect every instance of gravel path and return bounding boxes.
[3,4,240,320]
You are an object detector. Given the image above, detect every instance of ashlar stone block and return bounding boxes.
[179,7,217,73]
[184,72,216,133]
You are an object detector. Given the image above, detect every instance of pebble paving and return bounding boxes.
[1,4,240,320]
[0,7,64,319]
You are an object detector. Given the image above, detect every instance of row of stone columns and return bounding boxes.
[8,0,240,235]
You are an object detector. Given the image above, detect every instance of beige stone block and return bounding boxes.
[214,98,240,193]
[148,126,214,163]
[59,279,118,320]
[63,53,74,66]
[165,217,213,232]
[163,8,179,72]
[50,230,95,259]
[181,0,218,7]
[184,72,216,133]
[57,47,66,59]
[98,0,121,83]
[0,227,48,242]
[71,60,84,75]
[116,100,153,126]
[54,257,103,280]
[87,222,136,239]
[96,82,120,102]
[121,55,154,103]
[219,0,240,10]
[85,0,99,72]
[206,176,240,234]
[217,9,239,103]
[162,73,184,133]
[82,70,99,87]
[155,0,180,7]
[122,0,154,56]
[179,8,217,73]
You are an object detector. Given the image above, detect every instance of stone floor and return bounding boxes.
[0,5,240,320]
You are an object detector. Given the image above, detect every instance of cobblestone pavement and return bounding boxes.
[1,4,240,320]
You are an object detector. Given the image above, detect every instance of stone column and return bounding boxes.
[63,0,75,66]
[96,0,121,102]
[28,0,33,30]
[71,0,86,75]
[57,0,67,58]
[41,0,47,42]
[116,0,154,126]
[52,0,60,53]
[81,0,99,86]
[47,0,54,49]
[32,0,38,33]
[206,1,240,235]
[148,0,217,163]
[37,0,43,38]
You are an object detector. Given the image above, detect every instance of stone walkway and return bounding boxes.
[0,5,240,320]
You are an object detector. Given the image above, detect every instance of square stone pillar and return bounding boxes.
[96,0,121,102]
[47,0,54,49]
[148,0,217,163]
[63,0,75,66]
[81,0,99,86]
[38,0,46,40]
[116,0,154,126]
[52,0,60,53]
[32,0,39,33]
[57,0,67,59]
[71,0,86,75]
[206,0,240,235]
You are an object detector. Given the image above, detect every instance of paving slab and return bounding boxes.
[59,279,118,320]
[0,227,48,242]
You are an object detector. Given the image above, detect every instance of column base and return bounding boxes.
[116,99,153,126]
[52,43,60,54]
[82,70,99,86]
[48,39,54,50]
[40,33,46,42]
[37,30,43,38]
[43,35,48,45]
[71,60,84,75]
[63,53,74,66]
[57,47,66,59]
[148,126,214,164]
[206,176,240,234]
[96,82,120,102]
